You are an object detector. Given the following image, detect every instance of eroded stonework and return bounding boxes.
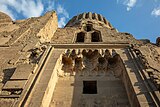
[0,11,160,107]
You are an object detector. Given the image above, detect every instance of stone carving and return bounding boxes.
[74,57,83,73]
[109,50,122,78]
[65,49,71,56]
[108,49,120,65]
[83,49,101,73]
[104,49,112,60]
[60,49,123,77]
[62,54,74,75]
[69,49,77,60]
[111,49,117,57]
[97,57,108,73]
[29,46,46,63]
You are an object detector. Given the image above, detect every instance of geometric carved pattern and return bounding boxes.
[60,49,122,77]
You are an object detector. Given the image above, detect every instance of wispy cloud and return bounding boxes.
[154,0,160,2]
[57,4,69,18]
[123,0,137,11]
[151,7,160,17]
[58,17,66,28]
[56,4,69,27]
[0,0,44,19]
[44,0,55,12]
[0,0,69,27]
[117,0,137,11]
[0,3,15,19]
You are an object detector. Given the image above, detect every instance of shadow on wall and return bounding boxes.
[2,67,15,84]
[123,49,155,105]
[68,49,129,107]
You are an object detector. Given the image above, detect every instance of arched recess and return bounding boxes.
[91,31,102,42]
[85,12,89,19]
[98,14,102,21]
[92,13,96,20]
[76,32,85,43]
[78,14,83,20]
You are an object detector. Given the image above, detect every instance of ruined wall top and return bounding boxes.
[65,12,113,29]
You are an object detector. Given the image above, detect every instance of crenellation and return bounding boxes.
[82,12,86,19]
[103,17,107,24]
[93,13,98,20]
[88,12,92,19]
[78,13,83,20]
[99,14,104,22]
[92,13,96,20]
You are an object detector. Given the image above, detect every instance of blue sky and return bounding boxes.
[0,0,160,42]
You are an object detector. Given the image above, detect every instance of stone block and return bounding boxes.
[22,43,35,52]
[98,80,122,87]
[38,73,51,84]
[10,64,33,80]
[31,92,45,102]
[44,63,56,70]
[28,101,42,107]
[35,83,48,92]
[146,68,154,73]
[47,58,57,64]
[3,80,27,90]
[140,102,154,107]
[137,92,153,103]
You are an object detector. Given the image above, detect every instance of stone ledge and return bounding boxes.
[50,43,129,49]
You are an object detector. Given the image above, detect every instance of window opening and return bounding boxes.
[91,32,101,42]
[83,81,97,94]
[76,32,85,42]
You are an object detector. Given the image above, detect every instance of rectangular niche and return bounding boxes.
[83,81,97,94]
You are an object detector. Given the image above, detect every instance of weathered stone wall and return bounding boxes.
[51,27,78,43]
[51,25,136,44]
[0,11,58,46]
[0,11,58,106]
[37,11,58,43]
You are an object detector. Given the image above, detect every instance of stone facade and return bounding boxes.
[0,11,160,107]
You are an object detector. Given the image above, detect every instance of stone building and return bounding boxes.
[0,11,160,107]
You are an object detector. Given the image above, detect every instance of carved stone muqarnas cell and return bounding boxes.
[60,49,123,77]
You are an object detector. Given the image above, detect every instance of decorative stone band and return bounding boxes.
[50,43,129,49]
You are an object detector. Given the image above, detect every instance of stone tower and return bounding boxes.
[0,11,160,107]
